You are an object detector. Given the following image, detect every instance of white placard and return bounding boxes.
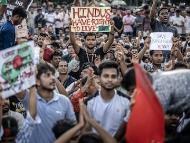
[0,41,39,98]
[150,32,173,50]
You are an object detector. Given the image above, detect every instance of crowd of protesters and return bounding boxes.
[0,0,190,142]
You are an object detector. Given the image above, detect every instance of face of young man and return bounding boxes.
[100,68,118,91]
[58,61,68,75]
[13,15,24,25]
[159,9,169,23]
[52,56,61,68]
[85,35,96,49]
[151,50,163,65]
[37,71,56,91]
[2,99,10,114]
[37,36,46,47]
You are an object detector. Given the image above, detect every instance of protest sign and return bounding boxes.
[0,41,39,98]
[150,32,173,50]
[70,7,111,32]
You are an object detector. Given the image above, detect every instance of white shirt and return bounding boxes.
[185,16,190,34]
[170,15,185,34]
[86,90,130,136]
[45,12,56,24]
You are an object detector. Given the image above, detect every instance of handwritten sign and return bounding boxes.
[0,41,39,98]
[150,32,173,50]
[70,7,111,32]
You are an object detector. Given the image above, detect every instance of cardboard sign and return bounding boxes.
[16,19,28,38]
[6,0,33,16]
[0,41,39,98]
[70,7,111,32]
[150,32,173,50]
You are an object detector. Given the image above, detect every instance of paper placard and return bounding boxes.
[70,7,111,32]
[0,41,39,98]
[150,32,173,50]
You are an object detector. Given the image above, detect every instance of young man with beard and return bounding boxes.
[150,0,178,62]
[70,22,115,69]
[23,63,76,143]
[85,61,130,140]
[0,6,27,50]
[58,59,76,89]
[1,98,24,130]
[150,0,177,36]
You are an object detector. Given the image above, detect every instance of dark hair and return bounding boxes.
[158,7,168,16]
[50,50,63,60]
[84,33,96,39]
[12,6,27,18]
[173,62,188,70]
[51,42,60,49]
[149,50,163,56]
[121,68,136,91]
[176,9,181,13]
[2,117,18,139]
[37,63,55,79]
[81,62,99,75]
[39,33,48,37]
[98,61,119,75]
[78,133,103,143]
[52,120,75,139]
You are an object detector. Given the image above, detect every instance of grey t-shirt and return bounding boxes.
[152,70,190,114]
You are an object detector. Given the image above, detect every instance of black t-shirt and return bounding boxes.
[112,16,123,31]
[69,70,81,80]
[151,19,178,37]
[78,47,105,68]
[58,76,76,88]
[9,96,26,118]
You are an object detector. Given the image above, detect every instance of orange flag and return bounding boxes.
[126,64,165,143]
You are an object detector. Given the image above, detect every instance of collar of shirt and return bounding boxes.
[37,91,60,104]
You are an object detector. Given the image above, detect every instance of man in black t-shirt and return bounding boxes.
[70,22,115,69]
[150,0,177,36]
[149,0,178,62]
[112,8,124,37]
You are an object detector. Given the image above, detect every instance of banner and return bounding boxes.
[0,41,39,98]
[70,7,111,32]
[150,32,173,50]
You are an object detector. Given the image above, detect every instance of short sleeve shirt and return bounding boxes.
[86,90,130,136]
[78,47,105,67]
[23,91,76,143]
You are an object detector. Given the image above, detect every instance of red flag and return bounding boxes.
[126,64,165,143]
